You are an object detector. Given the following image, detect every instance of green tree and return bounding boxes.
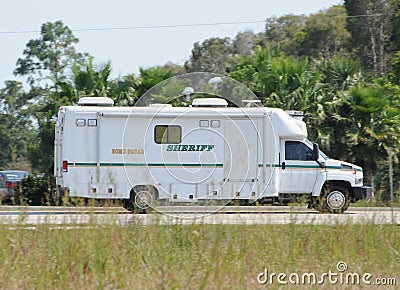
[136,66,176,97]
[314,57,362,92]
[366,78,400,200]
[0,114,18,168]
[0,81,30,115]
[58,59,140,107]
[233,31,257,55]
[109,74,139,106]
[14,20,89,89]
[309,57,363,151]
[229,46,320,109]
[390,0,400,52]
[184,37,234,73]
[26,111,55,174]
[116,66,181,106]
[334,84,400,184]
[344,0,393,75]
[228,46,399,185]
[13,21,90,174]
[135,66,194,106]
[230,46,336,147]
[263,15,306,56]
[390,51,400,82]
[301,6,350,58]
[58,58,112,105]
[0,81,34,169]
[72,60,111,98]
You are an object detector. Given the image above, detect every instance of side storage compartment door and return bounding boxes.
[224,118,259,182]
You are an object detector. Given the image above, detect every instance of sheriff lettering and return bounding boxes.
[166,144,215,152]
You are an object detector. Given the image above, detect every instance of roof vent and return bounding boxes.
[78,97,114,106]
[192,98,228,108]
[149,104,173,108]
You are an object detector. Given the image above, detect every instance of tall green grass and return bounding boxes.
[0,219,399,289]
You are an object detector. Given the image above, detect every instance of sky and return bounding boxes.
[0,0,343,86]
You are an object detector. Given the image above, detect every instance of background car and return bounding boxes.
[0,170,29,202]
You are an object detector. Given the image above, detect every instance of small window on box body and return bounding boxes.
[88,119,97,126]
[211,120,220,128]
[199,120,209,127]
[155,125,181,144]
[76,119,86,127]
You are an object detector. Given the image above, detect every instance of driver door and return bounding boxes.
[279,140,319,193]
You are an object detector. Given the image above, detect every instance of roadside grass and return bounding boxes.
[0,219,399,289]
[352,196,400,208]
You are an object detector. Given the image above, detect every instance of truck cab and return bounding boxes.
[279,138,366,213]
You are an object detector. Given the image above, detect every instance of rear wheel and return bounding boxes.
[122,185,158,213]
[313,185,350,214]
[135,190,153,209]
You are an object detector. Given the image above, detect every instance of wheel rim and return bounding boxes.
[326,191,346,210]
[135,191,152,209]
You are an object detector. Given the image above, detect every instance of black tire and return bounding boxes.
[122,185,158,213]
[122,197,136,212]
[313,185,350,214]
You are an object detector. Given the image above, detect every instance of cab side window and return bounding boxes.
[285,141,313,161]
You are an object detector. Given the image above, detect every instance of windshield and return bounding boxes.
[3,171,28,181]
[319,150,329,160]
[305,140,329,160]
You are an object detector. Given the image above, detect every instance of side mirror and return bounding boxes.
[312,143,320,161]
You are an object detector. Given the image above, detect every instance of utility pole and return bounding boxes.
[389,148,394,224]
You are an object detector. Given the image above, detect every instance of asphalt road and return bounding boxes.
[0,206,399,226]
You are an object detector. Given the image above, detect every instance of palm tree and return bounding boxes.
[229,47,331,147]
[56,58,112,105]
[337,84,400,184]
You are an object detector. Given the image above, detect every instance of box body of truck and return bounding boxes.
[54,97,368,213]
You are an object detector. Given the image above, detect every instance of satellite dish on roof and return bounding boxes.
[182,87,195,101]
[208,76,223,85]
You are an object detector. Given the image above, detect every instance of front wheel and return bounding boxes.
[313,185,350,214]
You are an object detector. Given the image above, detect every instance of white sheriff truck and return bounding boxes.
[54,96,368,213]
